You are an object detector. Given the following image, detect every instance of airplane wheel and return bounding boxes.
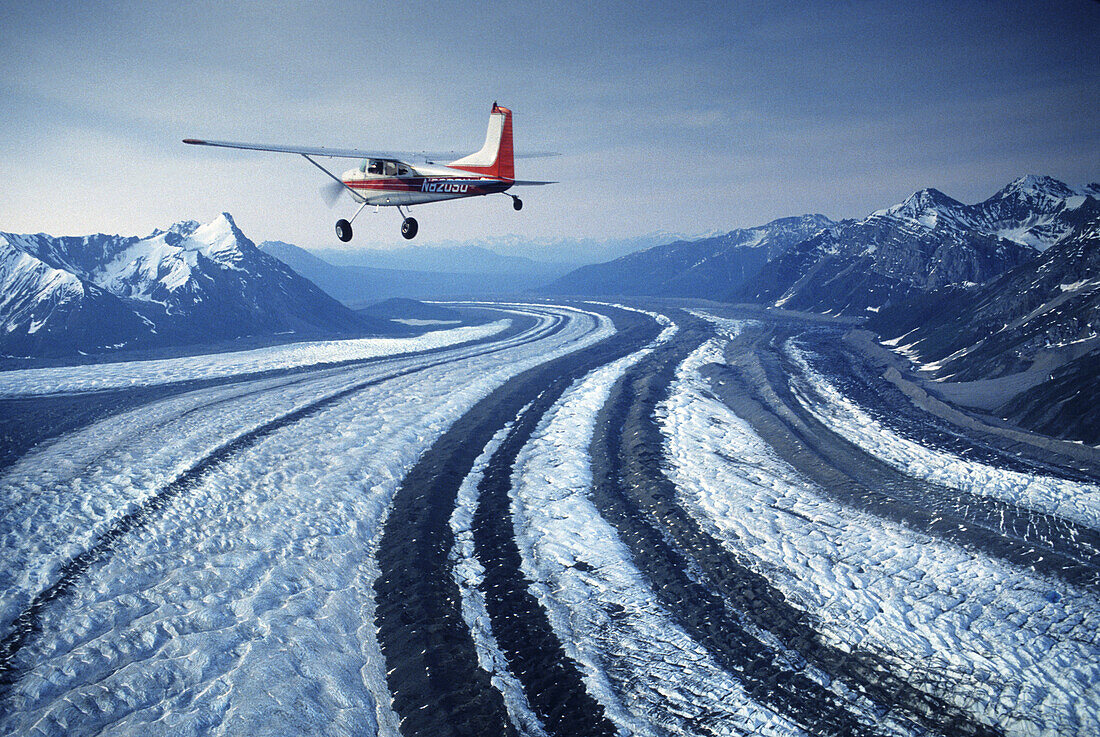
[401,217,418,240]
[335,219,353,242]
[512,197,523,211]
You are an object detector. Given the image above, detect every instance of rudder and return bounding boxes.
[449,103,514,180]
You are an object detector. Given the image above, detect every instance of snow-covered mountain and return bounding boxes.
[743,206,1034,316]
[0,214,384,358]
[741,176,1096,315]
[873,175,1097,252]
[543,214,834,297]
[868,197,1100,442]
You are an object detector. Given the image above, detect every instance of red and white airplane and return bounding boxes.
[184,103,553,241]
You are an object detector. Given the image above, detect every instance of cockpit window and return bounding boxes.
[397,165,410,176]
[368,159,383,175]
[383,161,398,176]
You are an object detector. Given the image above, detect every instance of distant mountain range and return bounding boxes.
[545,174,1100,443]
[549,176,1097,313]
[0,214,390,358]
[260,241,563,305]
[320,230,719,271]
[543,215,833,298]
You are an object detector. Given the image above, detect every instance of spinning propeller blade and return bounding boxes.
[320,179,345,207]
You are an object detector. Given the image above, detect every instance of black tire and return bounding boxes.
[335,219,353,242]
[512,197,523,211]
[401,217,418,240]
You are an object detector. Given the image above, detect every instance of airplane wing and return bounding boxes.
[182,138,456,161]
[183,139,559,162]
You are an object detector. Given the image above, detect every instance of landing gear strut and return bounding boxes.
[336,200,370,243]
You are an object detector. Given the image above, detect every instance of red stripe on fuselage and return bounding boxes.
[343,177,513,194]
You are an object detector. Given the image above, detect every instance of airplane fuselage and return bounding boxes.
[341,161,513,207]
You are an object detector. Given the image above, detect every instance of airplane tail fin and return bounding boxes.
[448,103,514,180]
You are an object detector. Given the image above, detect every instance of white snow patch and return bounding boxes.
[391,318,461,326]
[1059,279,1099,293]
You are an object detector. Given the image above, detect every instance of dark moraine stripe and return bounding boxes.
[470,399,617,737]
[586,311,1002,737]
[374,305,659,737]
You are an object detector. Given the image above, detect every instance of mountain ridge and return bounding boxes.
[0,214,390,358]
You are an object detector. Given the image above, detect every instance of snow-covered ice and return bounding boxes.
[0,303,612,737]
[0,320,512,396]
[784,339,1100,531]
[659,334,1100,736]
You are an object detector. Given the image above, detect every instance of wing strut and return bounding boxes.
[301,154,366,203]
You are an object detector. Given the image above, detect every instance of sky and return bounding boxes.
[2,0,1098,256]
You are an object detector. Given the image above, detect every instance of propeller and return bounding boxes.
[320,180,346,207]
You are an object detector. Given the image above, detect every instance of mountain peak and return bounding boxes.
[994,175,1076,201]
[188,213,255,261]
[0,214,375,357]
[906,187,963,208]
[875,188,968,230]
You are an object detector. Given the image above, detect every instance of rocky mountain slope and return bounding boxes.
[740,194,1035,315]
[0,214,386,358]
[868,197,1100,441]
[543,214,833,297]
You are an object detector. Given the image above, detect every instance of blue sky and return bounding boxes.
[2,1,1098,254]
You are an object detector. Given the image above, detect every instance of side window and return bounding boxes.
[398,165,410,177]
[384,161,398,176]
[368,159,383,175]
